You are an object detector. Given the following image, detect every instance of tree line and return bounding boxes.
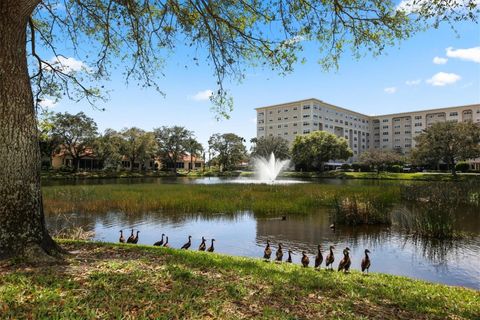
[39,111,249,172]
[40,111,480,176]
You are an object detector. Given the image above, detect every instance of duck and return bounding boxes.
[153,233,165,246]
[119,230,125,243]
[301,251,310,267]
[314,244,323,269]
[275,243,283,262]
[361,249,371,274]
[132,230,140,244]
[207,239,215,252]
[337,247,351,273]
[126,229,135,243]
[181,235,192,249]
[163,236,169,247]
[286,250,293,263]
[325,245,335,270]
[263,240,272,260]
[198,236,207,251]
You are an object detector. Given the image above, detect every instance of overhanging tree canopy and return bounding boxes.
[0,0,477,260]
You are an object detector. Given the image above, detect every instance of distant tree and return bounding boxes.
[93,129,124,170]
[119,128,157,171]
[208,133,247,171]
[291,131,352,171]
[359,149,405,173]
[185,137,204,172]
[38,111,61,169]
[412,122,480,175]
[50,112,98,170]
[251,136,290,160]
[154,126,193,172]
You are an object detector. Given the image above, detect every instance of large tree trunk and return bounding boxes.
[0,1,62,261]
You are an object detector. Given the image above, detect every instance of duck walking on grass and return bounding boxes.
[132,231,140,244]
[325,246,335,270]
[119,230,125,243]
[198,237,207,251]
[181,235,192,249]
[338,247,351,273]
[301,251,310,267]
[286,250,293,263]
[361,249,371,274]
[154,233,165,246]
[275,243,283,262]
[126,229,135,243]
[163,236,169,247]
[207,239,215,252]
[315,245,323,269]
[263,240,272,260]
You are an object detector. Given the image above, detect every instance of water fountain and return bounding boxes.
[228,152,305,184]
[253,152,290,183]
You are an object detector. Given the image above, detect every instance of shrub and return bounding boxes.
[455,162,470,172]
[351,163,371,172]
[341,163,351,170]
[388,165,403,173]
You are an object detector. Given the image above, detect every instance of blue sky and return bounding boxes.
[44,7,480,150]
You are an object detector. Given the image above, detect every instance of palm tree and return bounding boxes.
[186,137,203,172]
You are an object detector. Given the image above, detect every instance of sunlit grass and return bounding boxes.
[0,241,478,319]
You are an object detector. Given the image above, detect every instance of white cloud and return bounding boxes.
[426,72,461,86]
[251,117,257,124]
[38,98,57,109]
[433,56,448,65]
[44,56,89,73]
[190,89,213,101]
[384,87,397,94]
[405,79,422,86]
[446,46,480,63]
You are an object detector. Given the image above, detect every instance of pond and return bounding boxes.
[43,177,480,290]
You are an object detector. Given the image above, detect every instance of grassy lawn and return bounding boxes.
[0,241,478,319]
[42,183,399,216]
[281,171,480,181]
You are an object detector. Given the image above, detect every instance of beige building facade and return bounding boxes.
[256,98,480,166]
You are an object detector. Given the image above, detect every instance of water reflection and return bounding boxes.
[46,208,480,289]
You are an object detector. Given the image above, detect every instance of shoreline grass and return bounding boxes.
[42,183,400,216]
[41,169,480,181]
[0,240,478,319]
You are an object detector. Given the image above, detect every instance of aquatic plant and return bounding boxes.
[331,194,393,226]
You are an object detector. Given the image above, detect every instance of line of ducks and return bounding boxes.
[118,230,370,272]
[119,230,215,252]
[264,241,371,273]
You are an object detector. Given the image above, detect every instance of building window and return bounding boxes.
[415,123,422,127]
[303,130,310,134]
[303,122,310,126]
[382,132,389,135]
[414,115,422,120]
[382,119,389,122]
[303,105,310,110]
[450,112,458,116]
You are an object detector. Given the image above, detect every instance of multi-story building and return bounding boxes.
[256,98,480,166]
